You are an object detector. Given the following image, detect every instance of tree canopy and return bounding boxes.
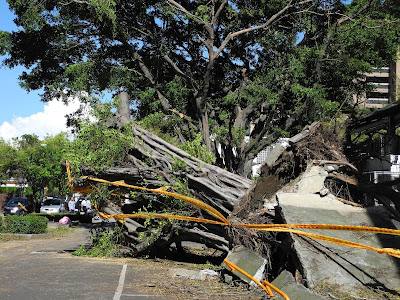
[0,134,70,199]
[1,0,400,176]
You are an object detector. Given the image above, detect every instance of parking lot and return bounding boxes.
[0,225,169,300]
[0,223,263,300]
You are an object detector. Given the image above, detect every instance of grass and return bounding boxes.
[46,226,74,238]
[0,233,28,242]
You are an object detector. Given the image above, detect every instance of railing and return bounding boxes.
[363,171,400,184]
[365,98,389,104]
[371,67,390,73]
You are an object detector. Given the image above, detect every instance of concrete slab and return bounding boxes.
[295,166,327,194]
[271,270,326,300]
[222,245,267,286]
[277,193,400,292]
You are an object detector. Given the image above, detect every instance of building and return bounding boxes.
[356,58,400,108]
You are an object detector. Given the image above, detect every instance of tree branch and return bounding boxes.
[212,0,228,25]
[213,0,305,59]
[166,0,206,25]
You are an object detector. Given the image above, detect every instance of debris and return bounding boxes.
[319,188,329,197]
[67,121,400,298]
[59,216,71,225]
[168,268,218,280]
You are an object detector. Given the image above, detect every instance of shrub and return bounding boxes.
[0,217,4,232]
[3,215,48,234]
[73,225,126,257]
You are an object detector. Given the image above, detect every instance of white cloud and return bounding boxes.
[0,98,85,141]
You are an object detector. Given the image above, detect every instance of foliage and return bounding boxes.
[138,112,182,146]
[1,215,48,234]
[0,138,16,184]
[1,0,400,176]
[180,133,215,164]
[66,99,135,173]
[171,156,187,173]
[0,133,71,198]
[135,177,194,246]
[73,225,126,257]
[0,186,32,196]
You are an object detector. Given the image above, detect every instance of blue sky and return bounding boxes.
[0,1,81,142]
[0,2,42,124]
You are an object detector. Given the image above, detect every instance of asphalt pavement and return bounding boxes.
[0,224,166,300]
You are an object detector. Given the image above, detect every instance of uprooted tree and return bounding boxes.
[66,100,254,256]
[65,102,400,272]
[3,0,400,271]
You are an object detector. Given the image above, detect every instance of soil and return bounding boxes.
[121,258,268,300]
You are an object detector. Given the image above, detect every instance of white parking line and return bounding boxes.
[113,264,127,300]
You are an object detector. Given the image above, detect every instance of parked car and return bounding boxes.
[3,197,33,215]
[40,198,64,214]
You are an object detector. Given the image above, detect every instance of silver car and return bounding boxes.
[40,198,64,214]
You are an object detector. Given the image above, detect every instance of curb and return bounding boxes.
[1,233,53,239]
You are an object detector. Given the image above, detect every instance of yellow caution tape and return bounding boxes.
[66,162,400,296]
[224,258,275,296]
[82,175,230,225]
[75,168,400,259]
[263,279,290,300]
[237,223,400,236]
[93,206,400,259]
[251,226,400,258]
[66,161,73,188]
[112,212,227,226]
[66,162,93,193]
[18,202,28,212]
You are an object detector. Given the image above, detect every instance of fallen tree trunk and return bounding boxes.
[75,119,252,256]
[82,125,252,214]
[71,119,322,258]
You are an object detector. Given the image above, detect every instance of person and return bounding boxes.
[68,198,76,213]
[81,197,90,214]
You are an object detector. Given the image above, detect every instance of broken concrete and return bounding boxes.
[271,270,326,300]
[277,193,400,292]
[295,165,327,194]
[262,165,329,207]
[168,268,219,280]
[265,140,290,168]
[221,245,267,286]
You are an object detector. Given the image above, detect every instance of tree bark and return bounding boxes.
[77,121,252,256]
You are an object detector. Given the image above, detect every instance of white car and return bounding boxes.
[40,198,64,214]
